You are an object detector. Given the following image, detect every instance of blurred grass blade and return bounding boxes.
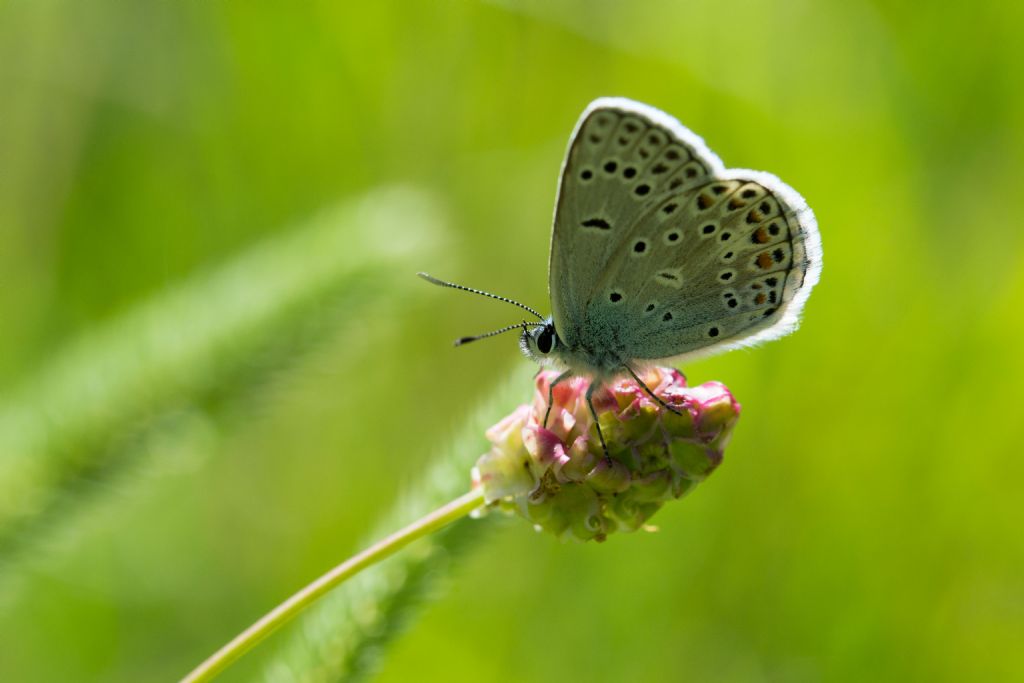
[259,368,530,683]
[0,186,445,568]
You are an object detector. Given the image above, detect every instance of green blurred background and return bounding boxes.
[2,1,1022,681]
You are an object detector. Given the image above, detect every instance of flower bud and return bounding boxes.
[472,368,741,541]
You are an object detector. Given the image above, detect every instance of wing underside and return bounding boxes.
[548,98,821,367]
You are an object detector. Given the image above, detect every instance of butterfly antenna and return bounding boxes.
[454,321,544,347]
[417,272,544,320]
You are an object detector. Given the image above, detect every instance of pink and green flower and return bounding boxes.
[473,368,740,542]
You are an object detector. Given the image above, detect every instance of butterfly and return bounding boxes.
[421,97,821,454]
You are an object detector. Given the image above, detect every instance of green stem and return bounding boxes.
[180,488,486,683]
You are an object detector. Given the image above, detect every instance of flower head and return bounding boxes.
[472,368,740,542]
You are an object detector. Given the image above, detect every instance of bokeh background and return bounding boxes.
[2,1,1022,681]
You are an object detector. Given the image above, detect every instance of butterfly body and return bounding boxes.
[520,316,622,379]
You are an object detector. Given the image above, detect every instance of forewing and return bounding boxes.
[548,98,722,350]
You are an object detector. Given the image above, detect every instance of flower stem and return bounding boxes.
[180,488,486,683]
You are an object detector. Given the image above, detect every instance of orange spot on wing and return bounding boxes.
[756,252,774,269]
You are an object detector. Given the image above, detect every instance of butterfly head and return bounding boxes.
[519,317,560,365]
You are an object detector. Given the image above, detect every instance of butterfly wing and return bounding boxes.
[548,98,821,370]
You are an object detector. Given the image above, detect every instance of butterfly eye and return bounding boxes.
[536,326,556,354]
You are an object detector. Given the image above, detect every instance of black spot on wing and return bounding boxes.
[581,218,611,230]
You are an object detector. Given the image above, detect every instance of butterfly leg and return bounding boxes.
[584,380,611,460]
[543,370,575,428]
[622,364,683,416]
